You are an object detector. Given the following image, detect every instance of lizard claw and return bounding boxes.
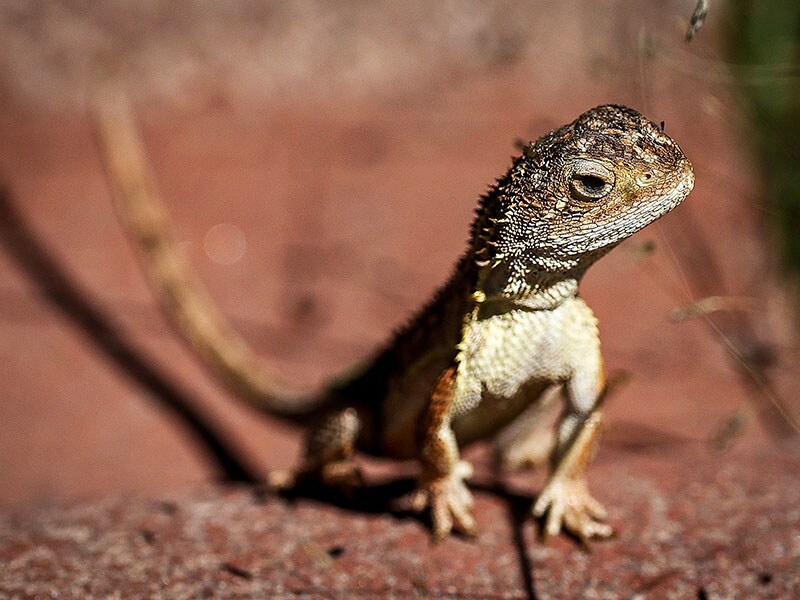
[404,461,476,539]
[266,461,364,497]
[533,477,613,542]
[266,469,296,491]
[319,460,365,491]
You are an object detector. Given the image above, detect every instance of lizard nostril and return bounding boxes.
[636,172,655,187]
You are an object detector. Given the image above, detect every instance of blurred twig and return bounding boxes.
[670,295,759,321]
[686,0,710,42]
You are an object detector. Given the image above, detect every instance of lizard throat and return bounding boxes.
[475,241,616,311]
[477,257,589,311]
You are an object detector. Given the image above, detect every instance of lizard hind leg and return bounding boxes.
[269,406,364,492]
[494,384,561,471]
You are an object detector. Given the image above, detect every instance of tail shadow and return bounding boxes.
[0,183,260,484]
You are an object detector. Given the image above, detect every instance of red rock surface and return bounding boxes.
[2,445,799,598]
[1,2,799,598]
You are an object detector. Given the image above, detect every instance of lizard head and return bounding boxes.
[479,104,694,276]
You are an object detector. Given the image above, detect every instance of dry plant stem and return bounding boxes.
[91,83,316,417]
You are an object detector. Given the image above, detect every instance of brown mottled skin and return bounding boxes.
[100,100,694,542]
[275,104,695,541]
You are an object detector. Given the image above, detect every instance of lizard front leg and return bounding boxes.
[406,366,477,539]
[533,363,613,541]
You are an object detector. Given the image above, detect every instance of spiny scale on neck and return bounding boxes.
[468,174,582,308]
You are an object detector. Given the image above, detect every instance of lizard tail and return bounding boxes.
[90,81,321,420]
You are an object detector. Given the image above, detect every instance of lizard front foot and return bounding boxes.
[405,461,476,539]
[533,477,613,542]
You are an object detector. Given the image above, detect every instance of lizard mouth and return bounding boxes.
[650,170,693,223]
[678,159,695,195]
[666,159,695,209]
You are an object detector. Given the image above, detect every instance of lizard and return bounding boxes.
[93,96,694,542]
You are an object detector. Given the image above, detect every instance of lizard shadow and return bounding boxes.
[256,475,420,518]
[0,182,261,484]
[258,472,545,534]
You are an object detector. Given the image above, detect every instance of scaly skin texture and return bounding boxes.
[296,104,694,541]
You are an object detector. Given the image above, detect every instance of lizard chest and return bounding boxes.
[454,300,597,408]
[448,297,601,446]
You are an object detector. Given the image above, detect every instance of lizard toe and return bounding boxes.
[405,469,477,539]
[534,477,611,541]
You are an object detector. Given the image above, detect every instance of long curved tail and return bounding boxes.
[91,82,322,420]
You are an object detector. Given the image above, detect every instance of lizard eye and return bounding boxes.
[568,161,614,201]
